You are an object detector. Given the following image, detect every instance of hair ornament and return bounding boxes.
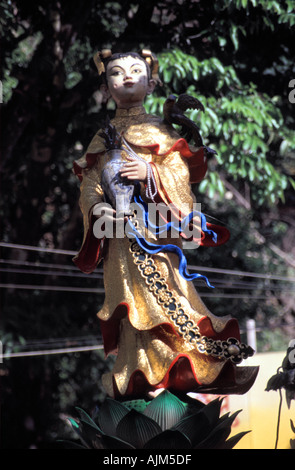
[93,48,162,86]
[93,49,113,75]
[141,49,163,86]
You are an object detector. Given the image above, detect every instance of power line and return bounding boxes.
[0,283,104,293]
[19,335,101,347]
[0,267,103,279]
[3,322,295,359]
[188,264,295,283]
[0,241,76,256]
[1,241,295,282]
[1,282,293,299]
[1,344,104,359]
[0,258,85,272]
[1,267,293,292]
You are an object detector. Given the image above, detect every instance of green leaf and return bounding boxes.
[211,57,225,74]
[144,390,188,431]
[68,417,80,430]
[116,409,162,448]
[198,179,208,193]
[194,420,232,448]
[75,407,100,429]
[230,25,239,51]
[218,36,227,47]
[279,140,289,156]
[171,410,211,446]
[289,177,295,191]
[122,398,150,413]
[143,429,192,449]
[69,418,104,449]
[97,397,130,436]
[100,434,136,450]
[200,397,224,427]
[220,430,251,449]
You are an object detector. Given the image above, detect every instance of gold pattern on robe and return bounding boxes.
[75,105,258,397]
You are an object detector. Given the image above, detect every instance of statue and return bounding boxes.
[73,49,259,400]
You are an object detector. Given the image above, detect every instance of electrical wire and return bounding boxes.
[1,282,294,298]
[3,323,295,359]
[0,267,103,279]
[0,258,89,272]
[1,344,104,359]
[1,240,295,294]
[1,241,295,282]
[1,266,293,292]
[1,241,295,360]
[0,241,76,256]
[0,283,104,293]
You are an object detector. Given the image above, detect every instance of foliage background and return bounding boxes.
[1,0,295,448]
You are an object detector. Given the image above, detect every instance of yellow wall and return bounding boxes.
[193,352,294,449]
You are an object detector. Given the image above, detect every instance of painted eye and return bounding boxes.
[132,68,142,74]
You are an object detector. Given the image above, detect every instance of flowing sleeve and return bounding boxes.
[150,149,230,247]
[151,150,195,212]
[73,133,107,273]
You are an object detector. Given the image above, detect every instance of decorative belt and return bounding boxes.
[128,223,254,364]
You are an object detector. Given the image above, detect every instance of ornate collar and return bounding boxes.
[115,106,146,118]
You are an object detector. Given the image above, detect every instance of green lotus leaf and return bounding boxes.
[181,395,205,415]
[68,417,87,445]
[100,434,136,450]
[219,431,251,449]
[68,418,104,449]
[97,397,130,436]
[195,409,242,449]
[143,429,192,449]
[116,409,162,448]
[75,407,101,429]
[122,398,150,413]
[199,397,224,426]
[143,390,187,430]
[68,417,80,431]
[63,393,249,449]
[77,420,105,449]
[171,409,211,446]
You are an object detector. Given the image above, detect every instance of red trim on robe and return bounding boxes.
[112,354,240,398]
[101,304,243,398]
[73,138,229,271]
[100,302,241,358]
[73,212,104,274]
[141,139,207,183]
[73,152,104,181]
[73,140,206,184]
[150,162,230,247]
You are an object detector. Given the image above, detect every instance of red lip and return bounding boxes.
[124,81,135,87]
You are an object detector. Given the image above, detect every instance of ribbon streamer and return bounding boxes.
[126,195,217,288]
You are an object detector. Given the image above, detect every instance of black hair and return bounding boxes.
[100,52,151,84]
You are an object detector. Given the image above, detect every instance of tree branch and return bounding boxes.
[220,174,295,269]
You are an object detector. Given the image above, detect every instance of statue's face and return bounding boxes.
[105,55,155,108]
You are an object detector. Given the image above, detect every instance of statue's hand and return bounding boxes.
[93,203,127,226]
[119,155,147,181]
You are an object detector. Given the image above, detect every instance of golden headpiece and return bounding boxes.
[93,49,162,86]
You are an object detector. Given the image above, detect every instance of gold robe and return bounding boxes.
[73,106,258,398]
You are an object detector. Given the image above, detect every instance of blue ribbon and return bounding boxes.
[126,195,217,288]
